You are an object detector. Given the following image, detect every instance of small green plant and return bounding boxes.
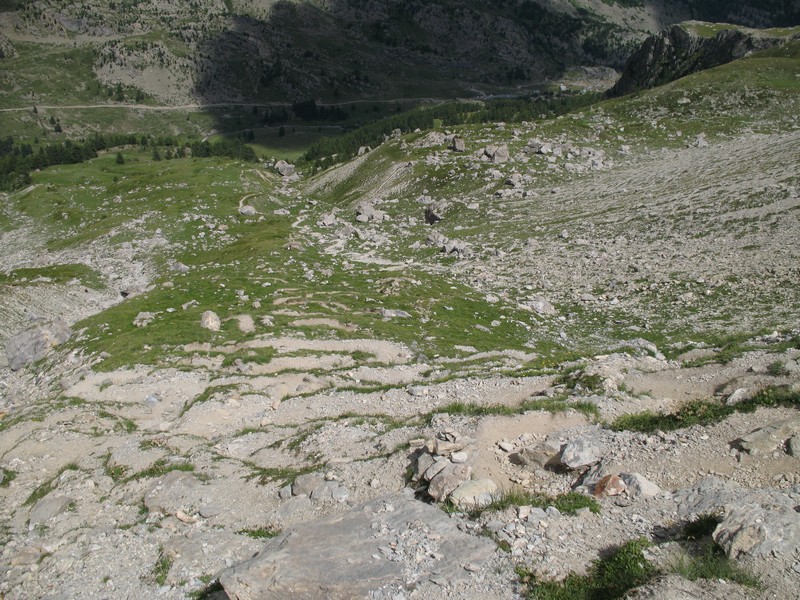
[124,458,194,482]
[237,527,281,539]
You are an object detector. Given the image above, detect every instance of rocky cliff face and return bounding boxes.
[609,21,799,97]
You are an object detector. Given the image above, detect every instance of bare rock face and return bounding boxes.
[738,415,800,455]
[219,492,495,599]
[6,318,72,370]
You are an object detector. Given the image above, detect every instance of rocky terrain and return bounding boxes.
[1,20,800,600]
[1,0,799,109]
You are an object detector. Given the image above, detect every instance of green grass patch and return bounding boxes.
[1,468,16,487]
[611,385,799,433]
[430,397,598,424]
[669,542,762,588]
[180,384,240,417]
[124,458,194,482]
[469,489,600,518]
[243,462,323,487]
[521,538,656,600]
[237,527,281,540]
[0,263,105,289]
[23,462,80,507]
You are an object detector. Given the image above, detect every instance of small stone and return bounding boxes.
[199,505,223,518]
[450,451,469,464]
[292,474,323,497]
[594,474,626,497]
[498,442,514,452]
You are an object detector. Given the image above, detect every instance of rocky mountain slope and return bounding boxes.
[0,0,798,108]
[610,21,800,96]
[1,28,799,600]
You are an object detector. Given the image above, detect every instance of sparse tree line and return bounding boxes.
[0,133,257,191]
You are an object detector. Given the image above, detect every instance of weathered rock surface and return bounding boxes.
[219,492,495,599]
[200,310,221,331]
[559,437,605,469]
[6,318,71,370]
[738,415,800,455]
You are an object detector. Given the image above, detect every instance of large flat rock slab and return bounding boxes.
[219,491,495,599]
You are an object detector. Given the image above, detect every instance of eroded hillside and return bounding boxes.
[0,35,799,600]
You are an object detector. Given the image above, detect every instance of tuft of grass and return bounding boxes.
[153,548,172,586]
[243,462,323,487]
[669,542,762,589]
[180,384,240,417]
[237,527,281,540]
[611,385,800,433]
[188,580,225,600]
[521,538,656,600]
[682,514,721,540]
[23,462,80,506]
[124,458,194,482]
[428,396,598,424]
[1,468,17,487]
[456,489,599,518]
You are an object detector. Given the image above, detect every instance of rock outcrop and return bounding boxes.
[219,491,495,599]
[609,22,798,97]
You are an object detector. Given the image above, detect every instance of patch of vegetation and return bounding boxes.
[153,547,172,586]
[766,360,790,377]
[520,538,655,600]
[102,453,128,483]
[469,489,600,518]
[23,462,80,506]
[188,580,225,600]
[237,527,281,540]
[682,514,721,540]
[243,462,322,487]
[611,385,799,433]
[428,396,598,423]
[124,458,194,482]
[0,263,106,289]
[668,542,762,588]
[1,468,16,487]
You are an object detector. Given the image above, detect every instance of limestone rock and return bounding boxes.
[239,204,257,216]
[713,502,800,559]
[787,434,800,457]
[29,495,72,526]
[452,137,466,152]
[292,473,323,497]
[738,415,800,455]
[449,479,497,510]
[559,437,605,469]
[200,311,221,332]
[275,160,295,177]
[428,463,471,501]
[620,472,661,498]
[133,311,154,327]
[144,471,201,515]
[219,492,495,599]
[6,318,72,371]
